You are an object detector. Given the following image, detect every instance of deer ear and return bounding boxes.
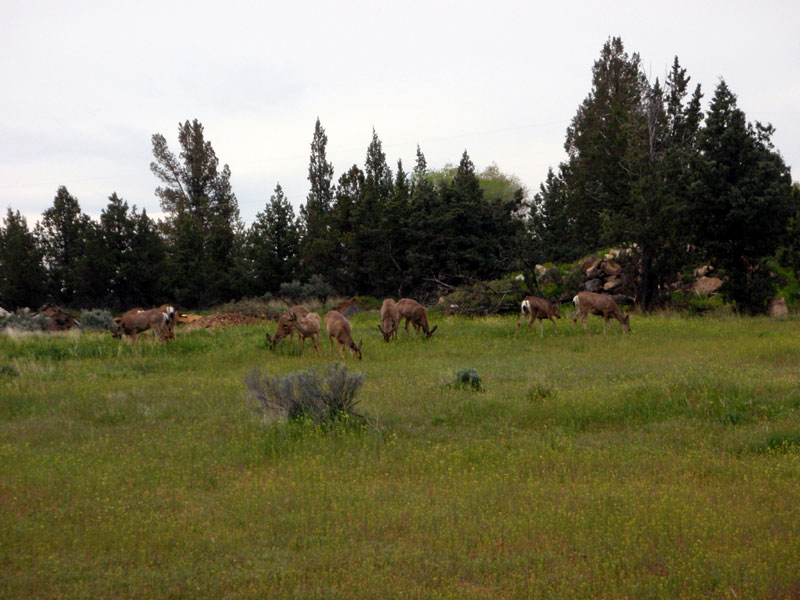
[265,332,273,342]
[377,325,385,334]
[429,325,438,336]
[358,340,363,350]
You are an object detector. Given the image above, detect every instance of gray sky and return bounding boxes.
[2,0,798,228]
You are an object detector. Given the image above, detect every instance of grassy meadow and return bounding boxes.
[2,311,800,598]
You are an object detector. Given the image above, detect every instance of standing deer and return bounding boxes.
[112,308,172,342]
[325,310,363,360]
[396,298,437,339]
[514,296,561,339]
[572,291,630,334]
[287,311,322,357]
[377,298,399,342]
[156,304,177,340]
[266,305,310,351]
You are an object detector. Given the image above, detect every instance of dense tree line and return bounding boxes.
[1,39,797,314]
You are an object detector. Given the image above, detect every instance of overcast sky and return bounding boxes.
[2,0,798,228]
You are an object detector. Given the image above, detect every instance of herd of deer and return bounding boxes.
[110,291,629,352]
[263,297,438,360]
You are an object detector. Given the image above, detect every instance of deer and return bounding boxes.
[265,305,310,351]
[156,304,177,340]
[514,296,561,339]
[287,311,322,357]
[396,298,437,339]
[112,308,172,342]
[325,310,363,360]
[377,298,399,342]
[572,291,630,334]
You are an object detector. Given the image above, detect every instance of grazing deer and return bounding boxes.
[287,311,322,357]
[572,291,630,334]
[112,308,172,342]
[377,298,399,342]
[396,298,438,339]
[156,304,177,340]
[514,296,561,339]
[325,310,363,360]
[265,305,310,351]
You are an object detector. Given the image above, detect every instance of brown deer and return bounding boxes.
[156,304,177,340]
[265,305,309,351]
[514,296,561,339]
[325,310,363,360]
[112,308,172,342]
[572,291,630,334]
[377,298,399,342]
[396,298,437,339]
[287,311,322,357]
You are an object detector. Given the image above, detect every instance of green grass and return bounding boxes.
[2,312,800,598]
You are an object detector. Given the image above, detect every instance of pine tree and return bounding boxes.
[35,186,94,306]
[300,118,337,278]
[247,183,301,294]
[150,119,242,307]
[99,193,167,308]
[690,80,794,313]
[0,209,47,309]
[563,37,648,253]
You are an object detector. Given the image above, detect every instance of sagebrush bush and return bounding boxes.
[246,362,365,425]
[0,309,48,331]
[79,309,115,331]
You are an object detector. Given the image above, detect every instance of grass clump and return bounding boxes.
[246,362,365,425]
[449,367,484,391]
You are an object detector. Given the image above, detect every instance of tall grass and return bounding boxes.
[1,312,799,598]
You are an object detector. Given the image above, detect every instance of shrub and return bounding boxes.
[302,275,337,302]
[80,309,114,331]
[449,367,484,391]
[245,362,365,425]
[0,308,48,331]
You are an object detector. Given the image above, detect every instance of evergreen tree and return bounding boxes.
[150,119,242,307]
[329,164,365,294]
[690,80,794,313]
[350,129,394,295]
[35,186,94,306]
[247,183,301,294]
[530,167,575,263]
[99,193,167,308]
[0,209,47,309]
[563,37,648,253]
[300,118,337,279]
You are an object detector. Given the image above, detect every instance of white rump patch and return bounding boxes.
[521,299,531,314]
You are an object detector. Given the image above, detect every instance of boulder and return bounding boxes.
[691,276,723,295]
[578,254,601,272]
[585,278,603,292]
[534,265,547,276]
[603,277,622,291]
[0,306,9,318]
[693,265,712,278]
[767,297,789,318]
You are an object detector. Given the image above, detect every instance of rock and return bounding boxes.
[603,277,622,291]
[585,278,603,292]
[586,263,603,279]
[767,297,789,317]
[691,276,723,295]
[0,307,9,318]
[693,265,712,278]
[514,273,526,281]
[534,265,547,276]
[602,262,621,277]
[578,254,601,272]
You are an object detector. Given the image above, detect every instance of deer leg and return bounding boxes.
[551,316,558,334]
[581,313,589,334]
[329,335,335,356]
[312,334,321,357]
[514,311,526,339]
[539,318,544,337]
[603,315,608,335]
